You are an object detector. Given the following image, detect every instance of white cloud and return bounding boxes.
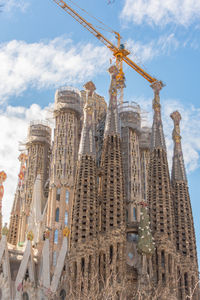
[121,0,200,26]
[126,33,179,63]
[1,0,29,13]
[0,35,181,103]
[0,37,110,103]
[0,103,53,224]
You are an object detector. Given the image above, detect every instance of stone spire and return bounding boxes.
[170,111,187,182]
[78,81,96,157]
[98,65,126,296]
[69,81,98,298]
[150,81,166,150]
[171,111,199,299]
[148,83,177,296]
[104,65,120,136]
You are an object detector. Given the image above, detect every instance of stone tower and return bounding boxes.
[69,81,98,299]
[171,111,199,300]
[8,153,27,246]
[18,122,51,243]
[148,81,177,298]
[80,89,107,126]
[46,87,81,264]
[98,66,126,297]
[120,102,143,295]
[120,102,142,223]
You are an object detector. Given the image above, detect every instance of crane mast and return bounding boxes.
[52,0,162,104]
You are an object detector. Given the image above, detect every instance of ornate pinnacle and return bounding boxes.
[79,82,96,157]
[18,153,28,164]
[150,81,166,150]
[150,81,164,112]
[104,65,120,136]
[170,111,181,144]
[2,223,8,236]
[83,81,96,97]
[108,65,118,102]
[0,171,7,213]
[63,226,70,237]
[108,65,118,76]
[44,230,50,240]
[27,230,34,241]
[18,153,27,185]
[171,110,187,182]
[0,171,7,185]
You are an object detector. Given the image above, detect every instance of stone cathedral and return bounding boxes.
[0,65,199,299]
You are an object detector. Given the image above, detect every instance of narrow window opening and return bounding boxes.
[56,188,61,201]
[65,190,69,204]
[110,245,113,264]
[54,229,58,244]
[55,207,59,222]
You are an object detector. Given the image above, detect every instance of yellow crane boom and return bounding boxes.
[52,0,161,90]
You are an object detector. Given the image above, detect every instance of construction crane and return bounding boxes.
[52,0,163,104]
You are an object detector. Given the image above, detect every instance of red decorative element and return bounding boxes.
[0,171,7,184]
[17,153,27,187]
[17,282,23,292]
[0,185,4,200]
[139,201,148,207]
[18,171,24,181]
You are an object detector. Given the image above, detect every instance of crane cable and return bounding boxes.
[68,0,116,34]
[67,0,153,79]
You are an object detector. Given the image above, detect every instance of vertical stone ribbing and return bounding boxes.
[18,123,51,243]
[8,154,27,246]
[69,82,98,299]
[120,104,142,223]
[171,111,199,300]
[46,88,81,262]
[99,66,126,297]
[148,81,176,297]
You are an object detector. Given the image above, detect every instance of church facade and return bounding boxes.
[0,66,199,299]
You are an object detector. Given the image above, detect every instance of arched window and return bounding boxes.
[53,251,57,266]
[60,289,66,300]
[54,229,58,244]
[22,292,29,300]
[56,188,61,201]
[65,190,69,204]
[64,211,68,226]
[133,207,137,221]
[55,207,59,222]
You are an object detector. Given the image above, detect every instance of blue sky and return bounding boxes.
[0,0,200,264]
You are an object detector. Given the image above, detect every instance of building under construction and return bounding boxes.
[0,65,199,300]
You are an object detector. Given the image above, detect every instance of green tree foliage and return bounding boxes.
[137,205,155,256]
